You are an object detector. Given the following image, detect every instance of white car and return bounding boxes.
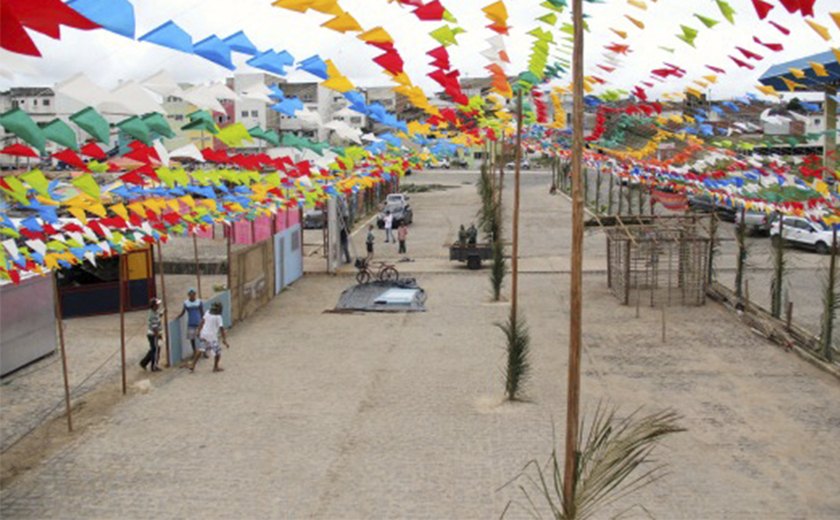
[770,216,837,254]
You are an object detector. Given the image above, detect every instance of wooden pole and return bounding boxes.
[511,89,524,321]
[119,254,127,394]
[564,0,585,514]
[156,243,171,368]
[52,273,73,432]
[193,232,203,299]
[824,229,837,361]
[785,301,794,332]
[226,227,233,292]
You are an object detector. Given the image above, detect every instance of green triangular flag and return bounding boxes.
[42,118,78,151]
[694,14,719,29]
[715,0,736,24]
[70,107,110,144]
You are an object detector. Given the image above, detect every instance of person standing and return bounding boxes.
[175,289,204,354]
[398,222,408,255]
[384,210,394,243]
[339,226,351,264]
[366,224,375,260]
[188,302,230,373]
[140,298,163,372]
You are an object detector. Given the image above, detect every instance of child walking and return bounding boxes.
[188,302,229,372]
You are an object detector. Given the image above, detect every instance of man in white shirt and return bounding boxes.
[188,302,230,373]
[384,210,394,243]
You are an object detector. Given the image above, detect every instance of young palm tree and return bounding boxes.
[498,308,531,401]
[502,406,685,519]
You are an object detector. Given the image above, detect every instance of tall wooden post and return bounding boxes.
[119,254,127,394]
[52,273,73,432]
[824,229,837,361]
[156,243,171,367]
[511,89,524,320]
[824,86,837,175]
[226,227,233,292]
[193,232,203,299]
[564,0,585,515]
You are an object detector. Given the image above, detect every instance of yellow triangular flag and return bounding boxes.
[322,11,362,33]
[805,19,831,41]
[810,62,829,77]
[625,15,645,30]
[789,68,805,78]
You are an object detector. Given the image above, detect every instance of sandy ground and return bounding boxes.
[1,169,838,519]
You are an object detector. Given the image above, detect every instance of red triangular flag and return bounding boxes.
[751,0,774,20]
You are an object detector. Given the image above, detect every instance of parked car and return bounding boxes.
[303,208,325,229]
[377,194,413,228]
[450,157,469,168]
[735,210,776,236]
[770,216,837,254]
[504,159,531,170]
[687,194,736,222]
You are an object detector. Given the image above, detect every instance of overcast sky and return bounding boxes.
[0,0,835,102]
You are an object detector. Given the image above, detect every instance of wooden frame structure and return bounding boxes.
[605,215,712,307]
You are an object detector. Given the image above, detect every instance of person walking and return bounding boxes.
[188,302,230,373]
[384,210,394,243]
[339,226,351,264]
[398,222,408,255]
[366,224,375,260]
[140,298,163,372]
[175,289,204,354]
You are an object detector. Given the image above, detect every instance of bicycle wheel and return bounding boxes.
[379,266,399,283]
[356,270,371,285]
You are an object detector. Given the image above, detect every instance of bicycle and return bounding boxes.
[354,258,399,285]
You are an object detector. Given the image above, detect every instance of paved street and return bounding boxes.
[1,169,839,519]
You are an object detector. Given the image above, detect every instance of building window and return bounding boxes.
[32,99,38,106]
[814,118,821,126]
[251,110,258,117]
[350,117,361,124]
[381,99,394,106]
[217,116,224,123]
[42,99,50,106]
[241,111,248,117]
[173,114,184,121]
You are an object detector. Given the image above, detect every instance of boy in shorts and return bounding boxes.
[188,302,230,372]
[175,289,204,355]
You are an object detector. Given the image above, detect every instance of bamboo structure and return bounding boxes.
[605,216,711,307]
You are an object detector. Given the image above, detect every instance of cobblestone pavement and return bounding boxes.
[1,170,838,519]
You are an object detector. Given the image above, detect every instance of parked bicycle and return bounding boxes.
[354,258,399,285]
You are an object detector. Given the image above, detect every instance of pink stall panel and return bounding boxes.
[233,220,254,245]
[287,208,300,226]
[253,216,273,243]
[194,225,215,239]
[275,210,287,232]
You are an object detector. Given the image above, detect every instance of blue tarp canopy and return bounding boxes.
[758,50,840,93]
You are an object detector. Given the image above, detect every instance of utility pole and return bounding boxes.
[564,0,585,516]
[511,89,524,320]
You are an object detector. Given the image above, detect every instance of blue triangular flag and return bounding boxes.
[139,21,193,54]
[298,55,328,79]
[67,0,135,38]
[194,35,234,70]
[223,30,257,55]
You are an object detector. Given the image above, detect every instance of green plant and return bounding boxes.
[502,406,685,520]
[477,164,500,241]
[498,309,531,401]
[490,239,507,301]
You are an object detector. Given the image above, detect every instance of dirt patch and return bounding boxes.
[400,183,458,193]
[0,368,174,489]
